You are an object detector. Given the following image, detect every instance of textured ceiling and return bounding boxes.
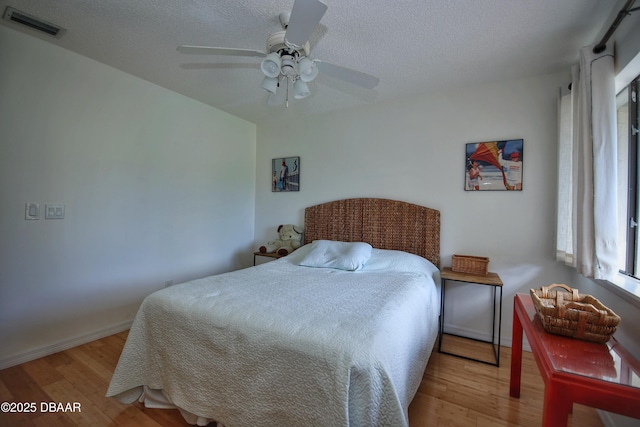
[0,0,617,124]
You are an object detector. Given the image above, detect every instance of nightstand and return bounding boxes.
[438,267,503,366]
[253,251,285,265]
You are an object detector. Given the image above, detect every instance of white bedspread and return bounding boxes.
[106,247,440,427]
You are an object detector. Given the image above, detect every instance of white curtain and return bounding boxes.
[556,44,618,280]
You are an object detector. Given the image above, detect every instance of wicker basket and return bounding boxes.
[530,284,620,343]
[451,254,489,275]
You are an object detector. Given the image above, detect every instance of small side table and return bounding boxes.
[510,293,640,425]
[253,251,285,265]
[438,267,503,366]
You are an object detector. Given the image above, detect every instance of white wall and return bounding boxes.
[255,71,627,349]
[0,26,257,368]
[255,73,640,427]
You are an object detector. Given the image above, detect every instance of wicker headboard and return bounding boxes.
[304,198,441,268]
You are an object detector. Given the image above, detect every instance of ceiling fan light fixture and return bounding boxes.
[261,76,279,94]
[261,53,281,78]
[294,79,310,99]
[298,58,318,82]
[280,55,297,77]
[178,0,379,108]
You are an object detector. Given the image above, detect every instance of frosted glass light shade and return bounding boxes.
[298,58,318,82]
[294,79,310,99]
[261,77,279,94]
[260,53,281,78]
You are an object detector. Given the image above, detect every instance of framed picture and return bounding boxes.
[272,156,300,192]
[465,139,523,191]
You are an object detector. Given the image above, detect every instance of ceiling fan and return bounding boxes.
[177,0,379,107]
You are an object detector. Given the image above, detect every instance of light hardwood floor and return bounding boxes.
[0,332,603,427]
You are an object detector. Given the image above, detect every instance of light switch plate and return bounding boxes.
[25,203,40,220]
[45,204,65,219]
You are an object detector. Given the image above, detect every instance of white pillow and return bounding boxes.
[298,240,373,271]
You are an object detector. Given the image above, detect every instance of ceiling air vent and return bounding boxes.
[3,7,65,38]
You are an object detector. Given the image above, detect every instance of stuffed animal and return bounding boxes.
[259,224,303,256]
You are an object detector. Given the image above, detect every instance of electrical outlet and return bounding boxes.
[164,280,174,288]
[45,204,65,219]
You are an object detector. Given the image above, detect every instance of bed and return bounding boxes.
[106,198,441,427]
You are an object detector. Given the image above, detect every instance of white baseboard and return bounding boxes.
[599,410,614,427]
[596,409,637,427]
[0,320,133,370]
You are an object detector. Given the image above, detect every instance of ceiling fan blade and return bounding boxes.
[177,45,266,57]
[316,61,379,89]
[285,0,328,47]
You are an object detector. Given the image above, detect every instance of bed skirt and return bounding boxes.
[140,386,222,426]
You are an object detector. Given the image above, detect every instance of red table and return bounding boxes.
[510,293,640,426]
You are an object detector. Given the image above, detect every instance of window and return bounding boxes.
[617,74,640,278]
